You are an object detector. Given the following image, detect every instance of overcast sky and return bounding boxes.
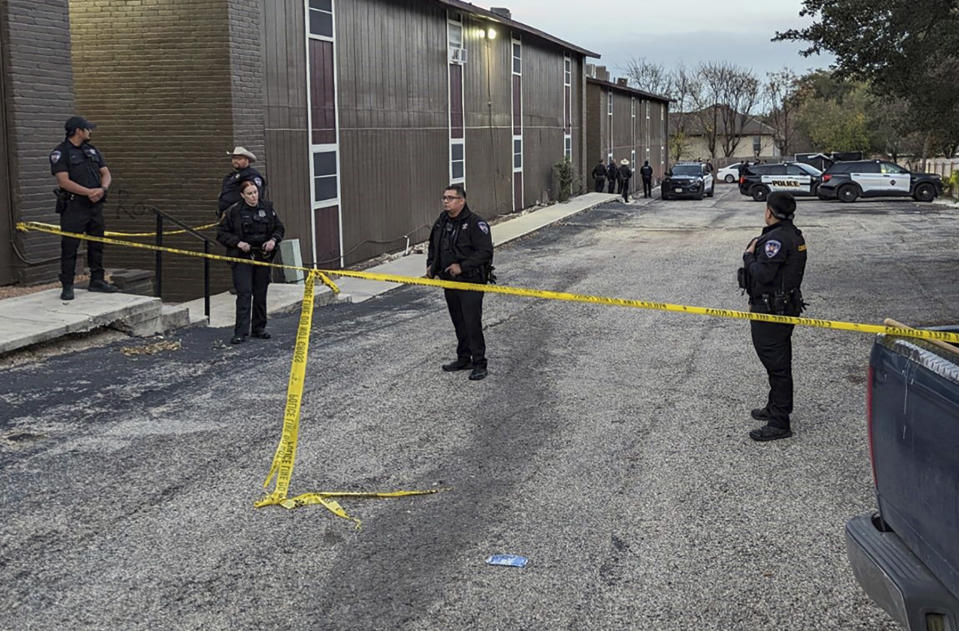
[491,1,835,80]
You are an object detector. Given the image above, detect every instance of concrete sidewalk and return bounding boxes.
[0,192,623,350]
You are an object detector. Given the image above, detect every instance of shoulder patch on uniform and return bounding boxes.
[253,177,262,187]
[764,240,782,258]
[797,244,806,252]
[477,221,489,234]
[50,150,61,163]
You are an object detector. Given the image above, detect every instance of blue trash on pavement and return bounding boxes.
[485,554,529,568]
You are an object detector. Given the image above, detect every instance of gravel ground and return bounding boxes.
[2,186,956,630]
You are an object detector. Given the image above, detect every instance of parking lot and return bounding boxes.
[2,184,956,630]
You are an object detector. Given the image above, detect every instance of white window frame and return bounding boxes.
[447,15,466,186]
[450,139,465,184]
[304,0,342,266]
[564,53,572,163]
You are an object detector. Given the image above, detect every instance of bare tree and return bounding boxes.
[692,62,760,158]
[623,57,672,96]
[764,69,801,158]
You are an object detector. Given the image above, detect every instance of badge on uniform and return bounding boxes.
[463,222,469,230]
[50,151,61,163]
[764,240,782,258]
[258,210,266,217]
[478,221,489,235]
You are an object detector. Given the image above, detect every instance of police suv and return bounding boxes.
[738,162,823,202]
[817,159,944,203]
[660,162,714,200]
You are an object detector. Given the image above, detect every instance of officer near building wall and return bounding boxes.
[640,160,653,198]
[218,147,267,218]
[426,184,494,381]
[49,116,119,301]
[591,160,607,192]
[740,191,807,441]
[606,159,618,194]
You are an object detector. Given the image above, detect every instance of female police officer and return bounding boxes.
[217,179,284,344]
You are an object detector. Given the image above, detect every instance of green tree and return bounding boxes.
[776,0,959,156]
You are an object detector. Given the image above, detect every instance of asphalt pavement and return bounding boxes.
[3,185,957,630]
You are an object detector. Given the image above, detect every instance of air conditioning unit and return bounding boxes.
[449,47,468,65]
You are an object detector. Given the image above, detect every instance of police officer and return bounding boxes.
[218,146,267,217]
[741,191,807,441]
[618,159,632,202]
[640,160,653,198]
[591,160,607,192]
[606,159,618,194]
[49,116,119,300]
[217,179,284,344]
[426,184,494,381]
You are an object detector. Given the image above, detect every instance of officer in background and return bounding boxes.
[618,159,632,202]
[426,184,494,381]
[606,159,618,194]
[218,147,267,218]
[49,116,119,301]
[741,191,807,441]
[640,160,653,198]
[591,160,607,192]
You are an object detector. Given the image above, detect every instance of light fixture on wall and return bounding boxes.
[485,27,497,40]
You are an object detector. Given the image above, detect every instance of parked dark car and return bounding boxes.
[661,162,714,200]
[818,160,943,203]
[846,325,959,630]
[738,162,823,202]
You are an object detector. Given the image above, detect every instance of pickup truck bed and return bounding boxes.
[846,328,959,630]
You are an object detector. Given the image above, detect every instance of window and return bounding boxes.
[646,102,650,120]
[308,0,333,38]
[451,141,464,181]
[564,136,572,161]
[631,150,636,169]
[631,98,635,118]
[512,41,521,75]
[881,161,906,174]
[785,164,805,176]
[564,56,571,85]
[513,138,523,170]
[607,94,612,116]
[313,150,337,203]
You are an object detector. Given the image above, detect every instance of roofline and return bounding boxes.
[435,0,601,58]
[586,77,670,104]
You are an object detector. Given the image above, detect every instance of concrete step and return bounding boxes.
[160,304,191,331]
[0,289,163,355]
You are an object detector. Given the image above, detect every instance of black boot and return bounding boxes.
[60,284,74,301]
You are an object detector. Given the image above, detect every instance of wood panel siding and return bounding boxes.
[464,126,512,217]
[335,0,450,265]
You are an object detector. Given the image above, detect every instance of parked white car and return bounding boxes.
[716,164,741,183]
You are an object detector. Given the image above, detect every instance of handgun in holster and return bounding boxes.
[53,188,71,215]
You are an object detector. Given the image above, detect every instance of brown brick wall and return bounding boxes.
[1,0,77,285]
[69,0,236,300]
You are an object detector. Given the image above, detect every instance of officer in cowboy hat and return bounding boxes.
[217,146,267,218]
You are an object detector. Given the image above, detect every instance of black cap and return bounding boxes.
[766,191,796,219]
[65,116,96,134]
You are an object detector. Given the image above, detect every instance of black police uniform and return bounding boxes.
[427,205,494,370]
[606,162,618,193]
[640,163,653,197]
[591,163,607,192]
[742,218,807,431]
[217,200,285,339]
[49,139,108,286]
[218,167,267,216]
[618,164,632,201]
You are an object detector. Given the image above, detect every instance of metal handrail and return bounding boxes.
[154,210,213,320]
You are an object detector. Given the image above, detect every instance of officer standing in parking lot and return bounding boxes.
[427,184,494,382]
[606,159,618,193]
[741,191,807,441]
[591,160,607,192]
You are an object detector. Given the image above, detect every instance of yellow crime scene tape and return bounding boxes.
[252,271,440,527]
[28,220,220,238]
[16,221,959,525]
